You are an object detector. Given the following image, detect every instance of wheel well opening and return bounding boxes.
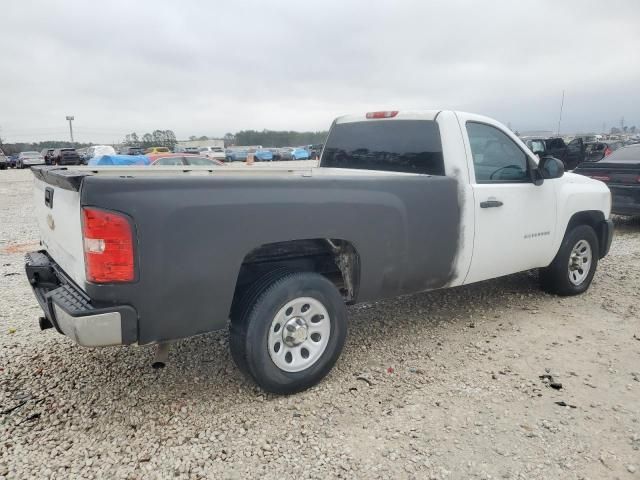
[566,210,606,255]
[233,239,360,303]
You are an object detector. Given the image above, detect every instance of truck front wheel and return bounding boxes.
[539,225,599,296]
[230,271,347,394]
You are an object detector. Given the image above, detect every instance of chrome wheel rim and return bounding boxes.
[268,297,331,373]
[568,239,592,286]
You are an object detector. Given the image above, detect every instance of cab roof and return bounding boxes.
[334,110,442,124]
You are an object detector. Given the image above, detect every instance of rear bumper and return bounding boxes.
[25,251,138,347]
[599,219,614,259]
[610,186,640,216]
[612,205,640,216]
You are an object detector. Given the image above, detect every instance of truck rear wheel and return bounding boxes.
[539,225,599,296]
[229,271,347,394]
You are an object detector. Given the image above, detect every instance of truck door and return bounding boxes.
[564,138,585,170]
[460,119,558,284]
[545,138,567,163]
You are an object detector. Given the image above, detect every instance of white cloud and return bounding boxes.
[1,0,638,142]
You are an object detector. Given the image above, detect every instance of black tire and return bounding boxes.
[230,271,347,394]
[229,267,295,376]
[540,224,599,296]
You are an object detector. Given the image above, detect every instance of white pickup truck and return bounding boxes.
[25,110,613,394]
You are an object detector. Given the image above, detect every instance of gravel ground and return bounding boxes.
[1,167,639,479]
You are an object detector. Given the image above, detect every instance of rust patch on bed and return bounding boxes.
[1,242,40,254]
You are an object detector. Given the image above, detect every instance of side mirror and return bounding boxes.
[538,156,564,180]
[528,156,544,186]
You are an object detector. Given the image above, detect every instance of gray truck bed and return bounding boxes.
[32,166,462,344]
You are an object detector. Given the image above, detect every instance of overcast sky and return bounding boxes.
[1,0,639,143]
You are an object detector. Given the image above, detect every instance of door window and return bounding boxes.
[466,122,529,183]
[528,140,546,155]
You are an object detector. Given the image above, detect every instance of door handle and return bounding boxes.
[480,199,503,208]
[44,187,54,209]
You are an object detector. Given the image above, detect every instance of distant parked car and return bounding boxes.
[16,151,46,168]
[306,144,324,160]
[521,137,585,170]
[225,149,248,162]
[150,154,224,166]
[291,147,310,160]
[583,141,624,163]
[278,148,293,160]
[574,144,640,216]
[0,149,8,170]
[7,155,18,168]
[174,146,202,154]
[85,145,116,163]
[144,147,170,154]
[173,145,200,155]
[267,148,282,160]
[248,148,273,161]
[49,148,81,166]
[40,148,55,165]
[198,146,226,161]
[88,154,150,166]
[118,146,145,156]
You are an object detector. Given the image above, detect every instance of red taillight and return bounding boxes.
[591,175,610,182]
[604,147,612,156]
[366,111,398,119]
[82,207,134,283]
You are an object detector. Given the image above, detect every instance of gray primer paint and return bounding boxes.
[80,173,461,344]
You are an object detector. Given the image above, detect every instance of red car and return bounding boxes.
[149,153,224,166]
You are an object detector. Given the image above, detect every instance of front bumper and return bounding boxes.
[25,251,137,347]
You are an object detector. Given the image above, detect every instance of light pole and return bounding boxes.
[556,90,564,136]
[66,116,75,143]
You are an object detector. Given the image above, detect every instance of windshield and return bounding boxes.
[321,120,445,175]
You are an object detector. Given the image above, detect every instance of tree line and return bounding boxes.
[0,140,92,156]
[0,128,330,155]
[610,126,636,135]
[122,130,177,149]
[123,129,328,148]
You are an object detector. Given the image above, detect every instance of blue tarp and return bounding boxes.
[88,154,150,166]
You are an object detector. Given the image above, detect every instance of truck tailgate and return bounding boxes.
[33,172,86,287]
